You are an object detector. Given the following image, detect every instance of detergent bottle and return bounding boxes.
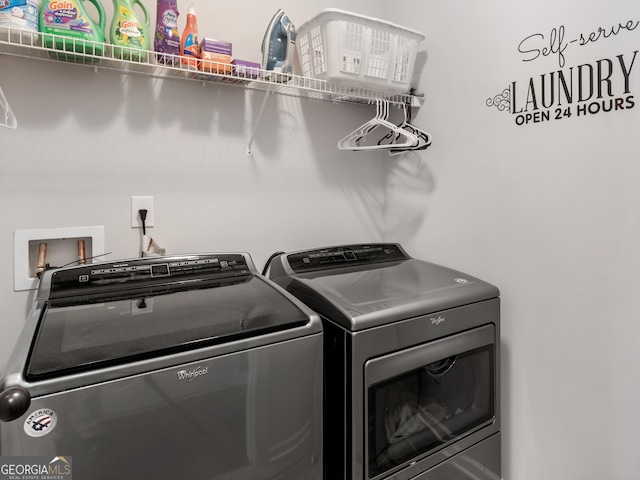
[0,0,41,40]
[180,3,198,68]
[154,0,179,64]
[39,0,106,60]
[110,0,150,62]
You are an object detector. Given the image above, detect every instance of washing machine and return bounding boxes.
[0,252,323,480]
[268,243,501,480]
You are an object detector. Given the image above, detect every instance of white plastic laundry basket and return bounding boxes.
[296,9,424,94]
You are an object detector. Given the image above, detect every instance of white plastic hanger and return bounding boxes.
[337,98,387,149]
[337,98,418,151]
[0,85,17,129]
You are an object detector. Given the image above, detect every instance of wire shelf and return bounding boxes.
[0,26,423,107]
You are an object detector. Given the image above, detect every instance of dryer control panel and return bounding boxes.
[286,243,409,273]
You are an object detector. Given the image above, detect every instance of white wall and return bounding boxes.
[0,0,388,367]
[4,1,640,479]
[383,1,640,479]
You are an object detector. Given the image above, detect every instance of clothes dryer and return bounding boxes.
[268,243,500,480]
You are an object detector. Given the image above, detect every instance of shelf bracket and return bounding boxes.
[246,83,273,155]
[0,84,17,129]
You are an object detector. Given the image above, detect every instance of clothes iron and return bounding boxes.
[261,9,296,74]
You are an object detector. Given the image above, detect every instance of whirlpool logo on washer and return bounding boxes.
[430,316,446,326]
[176,366,208,382]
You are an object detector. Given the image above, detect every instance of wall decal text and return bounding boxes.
[487,18,639,125]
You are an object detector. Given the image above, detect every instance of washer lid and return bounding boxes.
[26,255,312,381]
[272,244,499,331]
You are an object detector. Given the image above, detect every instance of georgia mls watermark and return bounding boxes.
[0,456,72,480]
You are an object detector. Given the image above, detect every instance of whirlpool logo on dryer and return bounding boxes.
[430,316,446,326]
[176,366,208,382]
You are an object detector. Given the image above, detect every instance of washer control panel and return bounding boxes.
[49,254,251,297]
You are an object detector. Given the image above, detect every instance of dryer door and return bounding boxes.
[364,324,496,479]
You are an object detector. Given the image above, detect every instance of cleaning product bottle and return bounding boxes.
[154,0,179,64]
[0,0,41,40]
[180,3,198,68]
[39,0,106,61]
[110,0,150,62]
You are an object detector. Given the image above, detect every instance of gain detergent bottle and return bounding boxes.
[110,0,150,62]
[39,0,106,61]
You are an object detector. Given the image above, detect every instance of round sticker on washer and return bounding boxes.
[24,408,58,437]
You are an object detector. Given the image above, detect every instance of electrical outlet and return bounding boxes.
[132,196,154,228]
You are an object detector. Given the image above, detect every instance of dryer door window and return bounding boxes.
[365,325,496,479]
